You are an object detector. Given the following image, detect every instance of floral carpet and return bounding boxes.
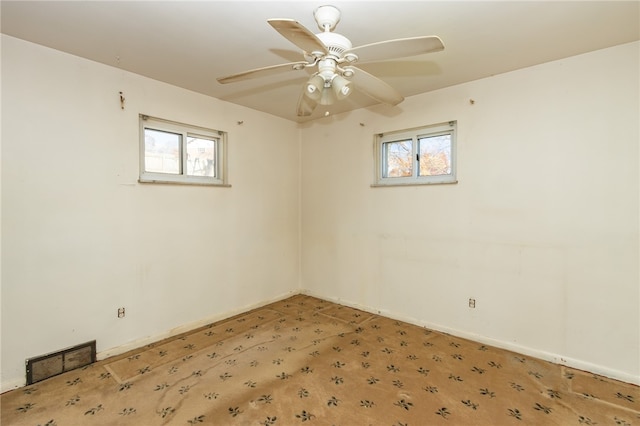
[2,294,638,425]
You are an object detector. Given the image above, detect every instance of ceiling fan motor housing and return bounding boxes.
[315,32,352,57]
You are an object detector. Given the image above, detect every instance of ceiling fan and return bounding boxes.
[216,5,444,117]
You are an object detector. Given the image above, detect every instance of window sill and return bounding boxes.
[371,180,458,188]
[139,178,231,187]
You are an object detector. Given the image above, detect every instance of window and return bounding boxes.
[374,121,457,186]
[139,115,228,186]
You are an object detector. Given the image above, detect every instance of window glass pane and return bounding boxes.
[144,128,181,174]
[186,136,216,177]
[384,140,413,177]
[418,134,451,176]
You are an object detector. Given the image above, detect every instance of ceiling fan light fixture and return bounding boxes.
[305,74,325,101]
[319,87,336,106]
[331,74,352,100]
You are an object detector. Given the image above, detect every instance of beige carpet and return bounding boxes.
[2,294,638,425]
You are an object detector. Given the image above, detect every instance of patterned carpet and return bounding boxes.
[2,294,638,425]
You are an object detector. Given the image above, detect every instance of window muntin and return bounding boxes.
[139,115,228,186]
[375,121,456,186]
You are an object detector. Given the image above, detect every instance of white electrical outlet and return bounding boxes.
[468,298,476,308]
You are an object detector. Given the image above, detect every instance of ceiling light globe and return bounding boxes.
[331,75,352,100]
[319,88,336,106]
[305,75,325,101]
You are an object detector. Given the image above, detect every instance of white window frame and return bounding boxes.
[373,121,457,186]
[139,115,229,186]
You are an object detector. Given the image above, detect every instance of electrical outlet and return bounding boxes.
[117,307,125,318]
[468,298,476,308]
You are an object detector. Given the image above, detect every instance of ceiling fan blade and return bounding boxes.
[296,87,318,116]
[346,36,444,63]
[268,19,328,55]
[217,61,308,84]
[347,66,404,106]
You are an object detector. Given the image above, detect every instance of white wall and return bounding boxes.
[300,42,639,384]
[1,35,301,390]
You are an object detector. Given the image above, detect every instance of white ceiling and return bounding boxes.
[2,1,639,123]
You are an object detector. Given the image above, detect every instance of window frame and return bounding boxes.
[139,115,228,186]
[373,121,457,187]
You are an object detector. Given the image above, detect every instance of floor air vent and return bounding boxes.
[26,340,96,385]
